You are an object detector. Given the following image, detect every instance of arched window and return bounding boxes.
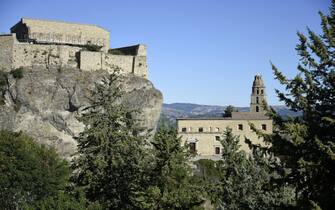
[261,89,264,94]
[256,97,259,103]
[256,106,259,112]
[257,89,259,94]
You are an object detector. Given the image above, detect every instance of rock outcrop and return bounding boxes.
[0,66,163,159]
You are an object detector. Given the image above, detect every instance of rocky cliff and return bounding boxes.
[0,66,163,159]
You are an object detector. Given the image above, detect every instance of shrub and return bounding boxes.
[10,67,24,79]
[0,70,8,105]
[0,130,70,209]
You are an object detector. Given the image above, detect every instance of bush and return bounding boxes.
[0,130,70,209]
[0,70,8,105]
[10,67,24,79]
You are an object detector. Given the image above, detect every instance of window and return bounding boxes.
[189,142,196,153]
[215,147,220,154]
[181,127,187,132]
[262,124,267,130]
[198,127,204,132]
[261,89,264,94]
[256,96,259,103]
[215,136,220,141]
[256,106,259,112]
[238,124,243,130]
[257,89,259,94]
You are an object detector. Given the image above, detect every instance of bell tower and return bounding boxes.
[250,74,267,113]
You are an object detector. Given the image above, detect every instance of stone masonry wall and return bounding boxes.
[80,51,148,78]
[0,34,14,71]
[1,34,147,78]
[79,51,103,72]
[133,56,148,78]
[12,42,81,69]
[104,54,134,74]
[12,18,110,52]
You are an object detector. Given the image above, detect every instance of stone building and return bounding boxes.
[0,18,148,78]
[11,18,110,51]
[177,75,272,160]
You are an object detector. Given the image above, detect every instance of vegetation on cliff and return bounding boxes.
[0,1,334,209]
[0,130,69,209]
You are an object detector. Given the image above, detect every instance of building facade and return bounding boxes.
[177,75,272,160]
[0,18,148,78]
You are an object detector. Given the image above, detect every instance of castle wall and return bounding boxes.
[133,56,147,78]
[11,18,110,52]
[80,51,148,78]
[12,42,81,69]
[0,34,14,71]
[104,54,134,74]
[79,51,103,72]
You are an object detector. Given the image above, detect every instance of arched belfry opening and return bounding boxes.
[250,74,267,113]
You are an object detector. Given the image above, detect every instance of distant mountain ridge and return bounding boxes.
[160,103,300,127]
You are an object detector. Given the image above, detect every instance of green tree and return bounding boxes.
[269,1,335,209]
[202,128,294,210]
[24,190,103,210]
[0,130,69,209]
[223,105,238,117]
[71,70,151,209]
[140,127,205,209]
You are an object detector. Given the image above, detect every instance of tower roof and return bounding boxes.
[252,74,265,87]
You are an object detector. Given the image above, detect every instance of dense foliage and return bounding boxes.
[196,128,295,210]
[71,68,206,209]
[0,130,69,209]
[267,1,335,209]
[71,69,151,209]
[142,127,205,209]
[1,1,335,209]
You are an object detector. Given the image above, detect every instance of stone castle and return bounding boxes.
[177,75,272,160]
[0,18,148,78]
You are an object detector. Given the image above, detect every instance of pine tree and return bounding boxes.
[223,105,238,117]
[71,69,151,209]
[140,127,205,209]
[269,1,335,209]
[212,128,294,210]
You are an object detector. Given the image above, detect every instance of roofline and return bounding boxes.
[20,17,110,32]
[176,118,271,121]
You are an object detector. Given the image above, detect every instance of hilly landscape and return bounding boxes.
[160,103,301,127]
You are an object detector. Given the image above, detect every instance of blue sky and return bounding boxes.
[0,0,331,106]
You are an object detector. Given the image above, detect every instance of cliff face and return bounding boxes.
[0,66,163,158]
